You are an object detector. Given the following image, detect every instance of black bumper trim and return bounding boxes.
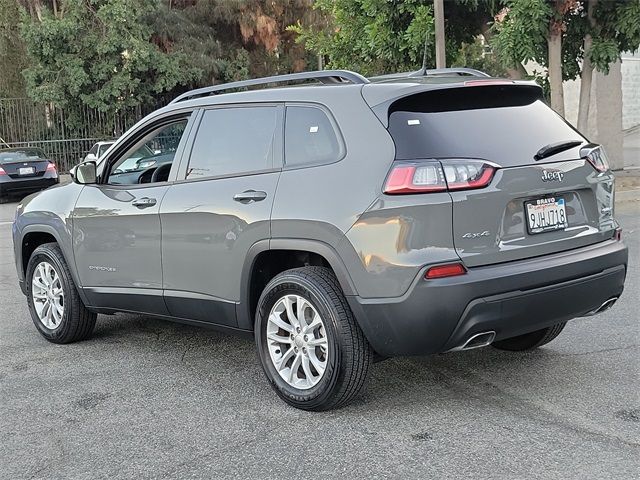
[347,239,628,357]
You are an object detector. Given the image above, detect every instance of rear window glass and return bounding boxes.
[0,149,46,164]
[285,106,341,167]
[388,86,584,166]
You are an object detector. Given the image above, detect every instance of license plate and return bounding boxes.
[18,167,35,175]
[525,196,568,234]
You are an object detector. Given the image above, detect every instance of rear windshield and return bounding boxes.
[0,149,46,164]
[388,86,584,166]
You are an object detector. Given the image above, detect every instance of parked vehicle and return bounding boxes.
[83,141,115,163]
[0,147,59,201]
[12,69,627,410]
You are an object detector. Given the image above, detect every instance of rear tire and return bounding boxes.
[492,322,566,351]
[255,266,372,411]
[26,242,97,344]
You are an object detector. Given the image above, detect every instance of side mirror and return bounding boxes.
[69,165,77,180]
[74,161,97,185]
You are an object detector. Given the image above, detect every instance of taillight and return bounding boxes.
[384,162,447,194]
[425,262,467,279]
[581,144,609,172]
[46,162,57,172]
[384,160,497,195]
[0,166,6,176]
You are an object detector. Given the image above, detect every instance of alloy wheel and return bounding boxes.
[31,261,64,330]
[266,294,329,389]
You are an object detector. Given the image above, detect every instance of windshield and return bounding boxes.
[0,149,46,164]
[97,143,115,158]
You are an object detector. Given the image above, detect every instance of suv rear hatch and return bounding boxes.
[381,83,616,267]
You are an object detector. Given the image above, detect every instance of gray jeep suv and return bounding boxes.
[12,69,628,410]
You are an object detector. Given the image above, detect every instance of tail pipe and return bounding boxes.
[449,331,496,352]
[583,297,618,317]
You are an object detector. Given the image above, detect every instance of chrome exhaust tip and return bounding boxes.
[450,331,496,352]
[583,297,618,317]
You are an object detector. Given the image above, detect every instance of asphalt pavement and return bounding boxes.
[0,197,638,479]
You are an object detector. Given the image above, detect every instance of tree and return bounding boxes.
[289,0,515,77]
[576,0,640,131]
[19,0,200,126]
[0,0,29,97]
[492,0,640,118]
[289,0,436,76]
[148,0,321,87]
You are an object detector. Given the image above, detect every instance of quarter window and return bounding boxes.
[186,106,278,180]
[285,106,341,167]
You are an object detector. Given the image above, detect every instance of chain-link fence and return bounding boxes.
[0,98,163,172]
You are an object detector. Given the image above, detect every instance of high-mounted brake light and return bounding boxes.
[425,263,467,279]
[384,160,497,195]
[581,144,609,173]
[464,80,515,87]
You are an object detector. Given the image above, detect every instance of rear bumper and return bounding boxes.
[347,239,628,357]
[0,176,58,196]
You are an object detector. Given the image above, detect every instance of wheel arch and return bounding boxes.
[237,239,358,330]
[19,224,87,304]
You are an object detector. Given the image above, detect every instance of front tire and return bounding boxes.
[26,242,97,344]
[255,267,372,411]
[492,322,566,351]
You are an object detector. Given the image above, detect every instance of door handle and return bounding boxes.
[233,190,267,204]
[132,197,157,208]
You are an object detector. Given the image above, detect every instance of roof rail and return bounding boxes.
[410,67,491,78]
[170,70,369,104]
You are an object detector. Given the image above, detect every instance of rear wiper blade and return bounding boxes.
[534,140,583,161]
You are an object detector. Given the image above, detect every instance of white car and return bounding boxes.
[83,141,115,163]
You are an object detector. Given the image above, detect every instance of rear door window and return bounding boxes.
[186,106,278,180]
[284,106,342,168]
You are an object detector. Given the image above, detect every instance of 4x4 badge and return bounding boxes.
[462,231,490,239]
[541,170,564,182]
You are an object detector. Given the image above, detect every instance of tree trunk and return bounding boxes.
[577,0,597,133]
[548,30,564,116]
[434,0,446,68]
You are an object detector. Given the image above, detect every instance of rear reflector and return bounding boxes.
[384,159,497,195]
[614,228,622,241]
[425,263,467,279]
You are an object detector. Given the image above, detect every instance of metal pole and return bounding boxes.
[434,0,446,68]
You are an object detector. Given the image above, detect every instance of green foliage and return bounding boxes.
[0,0,28,97]
[589,0,640,74]
[491,0,551,69]
[289,0,436,76]
[491,0,640,80]
[451,38,509,77]
[19,0,201,124]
